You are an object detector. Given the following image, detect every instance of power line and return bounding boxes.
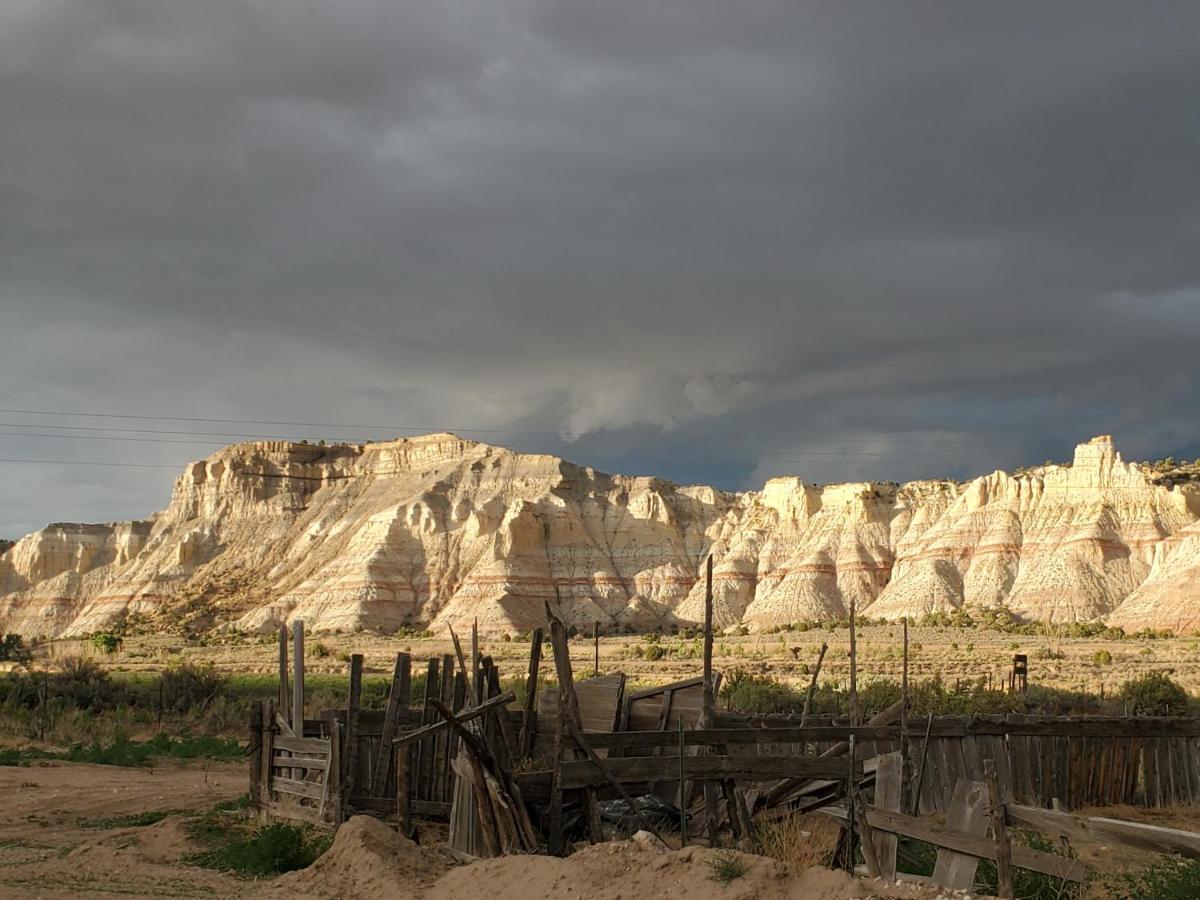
[0,458,181,469]
[0,431,231,446]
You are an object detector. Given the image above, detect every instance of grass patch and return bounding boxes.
[188,823,331,878]
[80,808,183,829]
[0,732,242,767]
[707,848,749,885]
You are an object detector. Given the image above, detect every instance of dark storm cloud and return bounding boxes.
[3,1,1200,536]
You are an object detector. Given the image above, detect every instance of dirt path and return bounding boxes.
[0,759,249,898]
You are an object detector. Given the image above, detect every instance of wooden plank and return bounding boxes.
[626,676,705,702]
[274,777,324,801]
[824,805,1088,881]
[1008,803,1200,859]
[394,692,516,746]
[520,628,543,758]
[248,703,264,811]
[370,652,412,798]
[931,779,989,890]
[291,620,305,735]
[342,654,364,812]
[274,735,331,755]
[872,751,903,881]
[277,624,290,722]
[272,754,329,770]
[985,759,1015,899]
[258,700,274,814]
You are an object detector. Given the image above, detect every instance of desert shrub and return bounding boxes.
[90,632,122,654]
[1105,857,1200,900]
[0,634,26,662]
[309,642,331,659]
[707,849,749,885]
[1093,650,1113,666]
[720,668,802,714]
[1119,671,1189,715]
[50,657,125,709]
[158,663,231,712]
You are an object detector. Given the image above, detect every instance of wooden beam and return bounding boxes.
[520,628,543,758]
[986,760,1015,899]
[559,754,855,789]
[341,653,364,816]
[277,624,290,722]
[1008,803,1200,859]
[291,620,305,736]
[393,691,515,746]
[800,642,827,726]
[822,806,1088,882]
[371,652,412,797]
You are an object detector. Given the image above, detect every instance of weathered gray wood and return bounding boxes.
[520,628,543,758]
[274,735,331,754]
[371,652,411,797]
[986,759,1015,899]
[291,620,305,735]
[800,642,828,726]
[272,754,328,769]
[277,624,289,722]
[823,805,1088,882]
[341,654,364,816]
[1008,803,1200,858]
[274,777,324,801]
[393,691,515,746]
[248,703,264,812]
[873,751,903,881]
[931,779,989,890]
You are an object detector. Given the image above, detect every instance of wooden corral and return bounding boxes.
[247,575,1200,895]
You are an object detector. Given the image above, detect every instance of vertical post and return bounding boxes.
[471,619,482,705]
[520,628,543,759]
[259,699,275,821]
[593,620,600,676]
[372,652,411,797]
[678,716,687,847]
[395,743,411,837]
[701,555,720,847]
[291,619,305,736]
[328,718,343,825]
[278,623,290,722]
[800,643,828,727]
[342,653,364,814]
[901,619,910,800]
[248,702,264,813]
[846,597,859,869]
[702,555,715,722]
[986,759,1015,899]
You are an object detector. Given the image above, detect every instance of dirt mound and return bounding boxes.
[268,815,458,899]
[135,815,199,863]
[425,839,932,900]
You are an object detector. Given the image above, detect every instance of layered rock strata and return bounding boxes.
[1,433,1198,636]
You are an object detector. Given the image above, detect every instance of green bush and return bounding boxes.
[0,633,26,662]
[189,823,329,877]
[1093,649,1113,666]
[1119,671,1189,715]
[158,663,231,712]
[90,632,122,654]
[1105,857,1200,900]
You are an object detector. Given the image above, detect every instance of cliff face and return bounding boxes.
[1,433,1198,636]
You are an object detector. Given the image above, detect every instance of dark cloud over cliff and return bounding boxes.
[3,1,1200,536]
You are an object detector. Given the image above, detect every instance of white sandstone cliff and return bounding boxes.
[1,433,1198,636]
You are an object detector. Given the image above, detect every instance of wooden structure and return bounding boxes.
[249,606,1200,887]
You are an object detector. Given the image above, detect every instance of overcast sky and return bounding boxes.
[3,2,1200,539]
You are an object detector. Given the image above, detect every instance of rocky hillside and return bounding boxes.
[1,433,1198,637]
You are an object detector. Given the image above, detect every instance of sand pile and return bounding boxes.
[267,815,458,899]
[424,837,936,900]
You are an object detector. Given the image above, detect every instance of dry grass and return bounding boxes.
[752,813,840,870]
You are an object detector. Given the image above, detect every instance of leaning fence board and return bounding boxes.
[931,779,989,890]
[824,806,1088,882]
[1008,803,1200,858]
[274,777,325,801]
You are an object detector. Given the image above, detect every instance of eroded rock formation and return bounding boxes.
[1,433,1198,636]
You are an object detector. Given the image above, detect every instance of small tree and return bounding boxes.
[1119,671,1189,715]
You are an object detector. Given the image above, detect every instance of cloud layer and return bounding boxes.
[3,1,1200,536]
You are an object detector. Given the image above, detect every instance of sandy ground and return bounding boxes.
[0,762,966,900]
[0,759,249,898]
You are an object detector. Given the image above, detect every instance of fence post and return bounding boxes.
[985,759,1015,898]
[248,702,263,813]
